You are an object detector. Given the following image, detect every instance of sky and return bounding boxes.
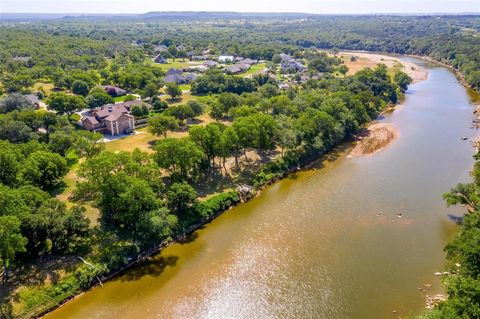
[1,0,479,14]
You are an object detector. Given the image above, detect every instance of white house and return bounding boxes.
[218,55,234,63]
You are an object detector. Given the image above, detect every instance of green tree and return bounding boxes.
[0,141,21,186]
[47,93,86,116]
[143,82,159,99]
[148,115,179,138]
[154,138,204,181]
[189,124,223,167]
[0,215,27,282]
[21,151,68,189]
[85,90,114,109]
[187,100,204,117]
[166,182,198,214]
[73,130,105,158]
[165,104,194,125]
[72,80,90,96]
[0,93,35,114]
[393,71,412,93]
[165,82,182,99]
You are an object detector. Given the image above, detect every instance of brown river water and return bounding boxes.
[45,57,479,319]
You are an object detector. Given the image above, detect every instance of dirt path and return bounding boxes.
[348,123,399,158]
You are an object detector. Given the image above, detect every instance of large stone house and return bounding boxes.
[81,101,142,135]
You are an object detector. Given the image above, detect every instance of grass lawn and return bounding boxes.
[54,162,100,226]
[160,91,196,105]
[151,58,200,70]
[243,63,267,75]
[33,82,55,95]
[113,95,127,102]
[178,84,191,91]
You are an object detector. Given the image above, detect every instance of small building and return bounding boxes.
[176,44,186,51]
[218,55,234,63]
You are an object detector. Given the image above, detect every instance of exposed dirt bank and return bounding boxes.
[348,123,399,158]
[340,51,428,83]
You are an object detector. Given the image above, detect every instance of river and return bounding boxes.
[45,57,478,319]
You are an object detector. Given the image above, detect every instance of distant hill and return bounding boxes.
[1,11,478,22]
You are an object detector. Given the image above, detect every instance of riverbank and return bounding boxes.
[27,52,424,319]
[339,51,428,83]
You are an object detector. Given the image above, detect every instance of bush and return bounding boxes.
[194,191,240,219]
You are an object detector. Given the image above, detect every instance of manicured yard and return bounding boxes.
[151,58,202,70]
[243,63,267,75]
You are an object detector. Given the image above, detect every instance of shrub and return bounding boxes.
[194,191,240,219]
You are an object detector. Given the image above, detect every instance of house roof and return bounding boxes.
[154,45,168,52]
[203,60,217,67]
[225,65,242,74]
[239,58,257,65]
[279,53,293,62]
[164,74,182,83]
[101,85,127,96]
[82,115,99,125]
[153,54,167,63]
[218,55,234,62]
[166,68,183,76]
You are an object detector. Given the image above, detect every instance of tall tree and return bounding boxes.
[0,216,27,282]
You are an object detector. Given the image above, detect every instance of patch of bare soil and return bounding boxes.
[348,123,399,157]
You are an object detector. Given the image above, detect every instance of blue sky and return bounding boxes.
[1,0,479,14]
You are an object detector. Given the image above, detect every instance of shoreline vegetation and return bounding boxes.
[30,52,425,319]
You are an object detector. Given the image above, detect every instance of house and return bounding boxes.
[184,65,208,73]
[279,53,293,63]
[224,65,242,74]
[81,100,146,135]
[166,68,183,76]
[176,44,186,51]
[191,55,209,61]
[224,62,250,74]
[235,63,250,72]
[203,60,217,68]
[154,44,168,52]
[153,54,168,64]
[164,68,198,84]
[218,55,234,63]
[239,58,257,65]
[281,60,307,72]
[101,85,127,97]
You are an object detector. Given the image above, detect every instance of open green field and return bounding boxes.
[151,58,203,70]
[243,63,267,75]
